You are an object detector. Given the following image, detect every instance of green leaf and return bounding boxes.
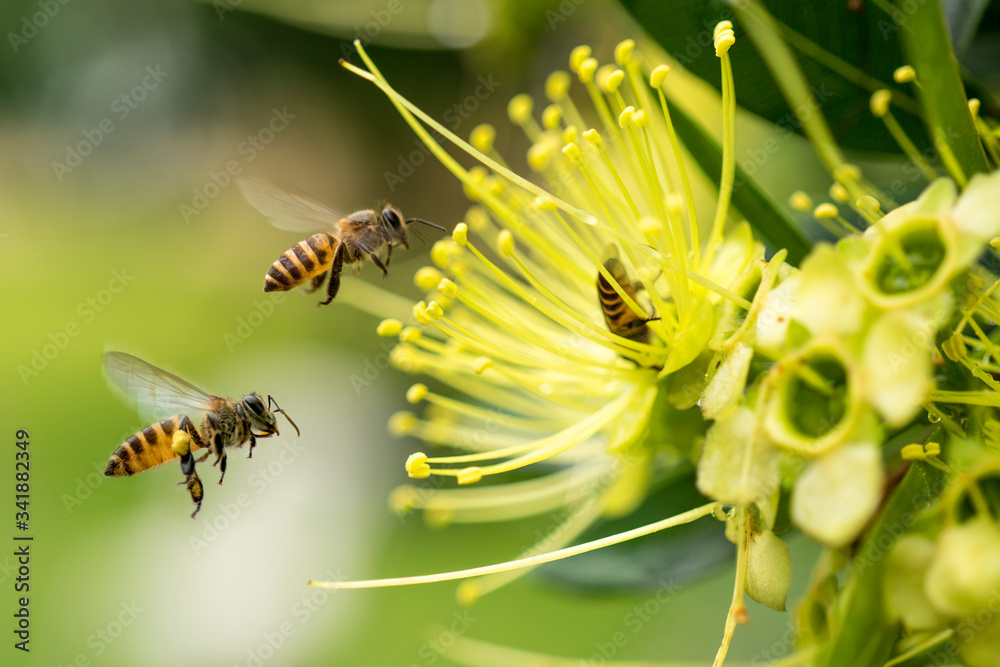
[538,473,732,592]
[814,461,946,667]
[899,0,990,181]
[667,99,812,263]
[620,0,929,155]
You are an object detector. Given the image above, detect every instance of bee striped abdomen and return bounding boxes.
[598,258,650,343]
[105,417,199,477]
[264,233,337,292]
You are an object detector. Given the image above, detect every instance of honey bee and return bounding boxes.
[597,250,659,343]
[102,351,300,518]
[238,178,444,306]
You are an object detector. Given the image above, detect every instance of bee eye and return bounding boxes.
[382,208,402,230]
[244,395,265,416]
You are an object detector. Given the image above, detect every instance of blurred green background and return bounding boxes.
[0,1,835,665]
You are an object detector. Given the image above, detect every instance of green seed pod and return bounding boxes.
[882,534,949,631]
[925,517,1000,617]
[745,529,792,612]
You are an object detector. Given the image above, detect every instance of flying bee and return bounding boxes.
[102,351,300,518]
[238,178,445,306]
[597,249,659,344]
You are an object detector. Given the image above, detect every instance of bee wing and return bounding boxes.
[103,352,215,422]
[238,178,344,234]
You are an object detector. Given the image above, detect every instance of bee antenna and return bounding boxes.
[409,225,429,243]
[267,395,301,438]
[406,218,447,233]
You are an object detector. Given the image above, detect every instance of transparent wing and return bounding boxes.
[238,178,344,234]
[103,352,215,422]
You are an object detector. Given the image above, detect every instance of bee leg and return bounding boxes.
[319,242,347,306]
[368,251,389,278]
[196,451,210,463]
[247,434,256,459]
[303,271,328,294]
[183,473,204,519]
[175,441,204,519]
[211,450,228,485]
[384,243,394,269]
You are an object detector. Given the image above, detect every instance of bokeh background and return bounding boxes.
[0,0,844,665]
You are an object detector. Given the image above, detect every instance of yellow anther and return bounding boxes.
[388,485,420,514]
[942,332,967,361]
[414,266,444,291]
[578,57,598,84]
[569,45,592,72]
[507,94,534,126]
[486,176,504,197]
[412,301,430,325]
[400,326,422,343]
[650,65,670,88]
[924,441,941,457]
[456,580,482,606]
[497,229,515,257]
[840,164,862,181]
[714,29,735,56]
[615,39,635,66]
[900,443,926,460]
[814,203,839,219]
[606,69,625,93]
[714,21,733,39]
[171,430,191,456]
[542,104,563,129]
[390,344,420,372]
[893,65,916,84]
[457,467,483,485]
[857,195,881,213]
[431,239,452,268]
[870,89,892,118]
[596,64,618,93]
[534,195,558,211]
[562,141,582,161]
[639,217,663,236]
[666,192,683,218]
[438,278,458,298]
[452,223,469,246]
[473,357,493,374]
[377,319,403,337]
[631,109,649,129]
[562,125,578,146]
[789,191,813,212]
[406,384,428,404]
[469,123,496,153]
[527,140,553,172]
[545,70,571,101]
[829,182,850,202]
[388,411,418,436]
[405,452,431,479]
[969,98,981,118]
[425,301,444,321]
[583,128,602,146]
[618,106,635,128]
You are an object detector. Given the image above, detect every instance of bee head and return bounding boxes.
[381,206,409,250]
[241,392,278,436]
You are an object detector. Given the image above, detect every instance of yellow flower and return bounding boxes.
[317,29,757,602]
